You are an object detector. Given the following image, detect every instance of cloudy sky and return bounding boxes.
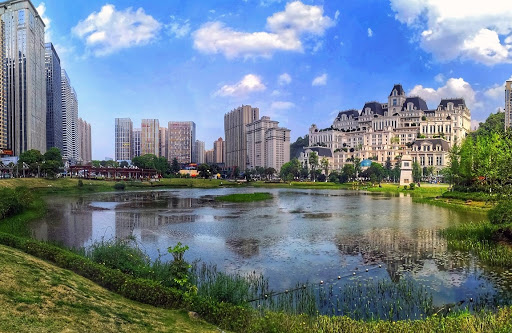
[37,0,512,160]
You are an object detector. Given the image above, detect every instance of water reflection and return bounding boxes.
[30,188,496,309]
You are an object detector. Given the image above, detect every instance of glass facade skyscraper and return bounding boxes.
[0,0,46,155]
[115,118,133,161]
[45,43,63,152]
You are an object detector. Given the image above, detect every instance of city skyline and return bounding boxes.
[35,0,512,159]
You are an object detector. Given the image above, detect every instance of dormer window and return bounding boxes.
[393,99,397,106]
[393,90,397,96]
[407,102,413,111]
[448,102,453,111]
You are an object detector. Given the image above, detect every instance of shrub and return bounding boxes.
[409,183,416,190]
[78,179,84,187]
[403,185,408,190]
[0,187,33,219]
[113,182,126,190]
[489,201,512,225]
[88,239,149,276]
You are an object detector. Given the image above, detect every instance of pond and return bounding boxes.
[30,188,512,319]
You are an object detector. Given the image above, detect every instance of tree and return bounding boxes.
[154,156,169,175]
[44,147,62,162]
[91,160,101,168]
[353,157,362,178]
[290,135,309,159]
[170,158,180,174]
[18,149,43,176]
[198,164,211,178]
[233,166,240,179]
[120,161,129,168]
[384,157,392,179]
[412,161,422,183]
[471,111,504,140]
[280,158,301,181]
[320,158,329,180]
[265,167,276,180]
[341,164,356,183]
[308,151,319,181]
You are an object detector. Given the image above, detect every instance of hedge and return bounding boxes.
[0,232,253,332]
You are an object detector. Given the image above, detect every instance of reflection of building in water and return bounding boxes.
[116,211,197,239]
[32,198,93,249]
[336,228,449,282]
[169,197,193,209]
[226,238,260,258]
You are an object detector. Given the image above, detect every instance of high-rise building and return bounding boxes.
[205,149,214,164]
[78,117,91,164]
[194,140,205,164]
[159,127,167,159]
[246,116,290,171]
[61,69,78,161]
[168,121,196,164]
[0,20,6,151]
[506,80,512,130]
[115,118,132,161]
[133,128,141,158]
[45,43,63,152]
[213,137,224,164]
[1,1,46,155]
[141,119,159,156]
[224,105,259,169]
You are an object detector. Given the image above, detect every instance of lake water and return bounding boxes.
[30,188,512,317]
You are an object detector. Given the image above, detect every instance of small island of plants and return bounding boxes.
[215,192,273,202]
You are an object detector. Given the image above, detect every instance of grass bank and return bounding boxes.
[216,192,273,202]
[0,244,222,333]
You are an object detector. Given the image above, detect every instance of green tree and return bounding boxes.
[320,157,329,179]
[308,151,319,181]
[170,158,180,174]
[265,167,276,180]
[290,135,309,159]
[280,158,301,181]
[412,161,422,183]
[341,163,356,183]
[353,157,362,178]
[44,147,62,162]
[120,160,129,168]
[198,164,210,178]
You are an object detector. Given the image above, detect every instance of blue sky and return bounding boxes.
[36,0,512,160]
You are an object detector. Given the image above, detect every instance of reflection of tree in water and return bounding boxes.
[226,238,260,258]
[335,228,461,282]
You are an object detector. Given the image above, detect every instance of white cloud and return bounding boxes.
[168,20,191,39]
[334,10,340,20]
[434,73,445,83]
[36,2,51,42]
[278,73,292,85]
[408,78,476,108]
[484,75,512,99]
[312,73,327,86]
[193,1,334,59]
[271,101,295,110]
[215,74,266,97]
[389,0,512,65]
[367,28,373,37]
[73,4,161,56]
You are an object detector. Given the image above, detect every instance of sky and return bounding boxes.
[35,0,512,160]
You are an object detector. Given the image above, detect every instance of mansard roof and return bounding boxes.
[362,102,385,116]
[411,139,451,151]
[389,84,405,97]
[438,98,466,108]
[401,97,429,111]
[307,147,333,158]
[335,109,360,120]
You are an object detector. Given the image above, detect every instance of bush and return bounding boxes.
[409,183,416,190]
[403,185,408,190]
[78,179,84,187]
[0,187,33,219]
[88,239,149,275]
[489,201,512,225]
[113,182,126,190]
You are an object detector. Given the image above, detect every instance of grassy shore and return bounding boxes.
[0,244,222,333]
[215,192,273,202]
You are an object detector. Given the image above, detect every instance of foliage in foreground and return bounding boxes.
[0,187,33,220]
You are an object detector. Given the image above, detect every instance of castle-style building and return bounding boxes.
[302,84,471,173]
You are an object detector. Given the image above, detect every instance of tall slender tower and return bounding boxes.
[141,119,159,156]
[45,43,63,152]
[115,118,133,160]
[506,80,512,130]
[224,105,259,169]
[0,0,46,155]
[61,69,78,161]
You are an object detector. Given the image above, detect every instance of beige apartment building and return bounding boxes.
[224,105,259,169]
[78,118,92,164]
[213,137,225,164]
[304,84,471,174]
[168,121,196,164]
[159,127,167,159]
[205,149,214,164]
[141,119,159,156]
[246,116,290,171]
[133,128,141,158]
